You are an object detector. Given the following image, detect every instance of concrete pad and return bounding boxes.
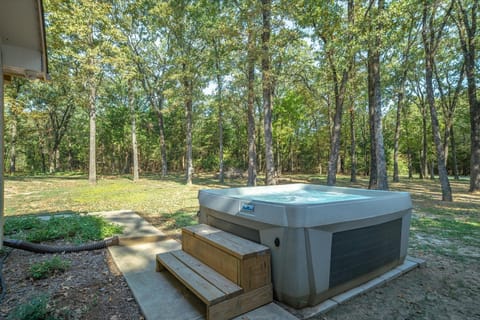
[108,239,205,320]
[91,210,166,245]
[357,274,387,292]
[280,299,338,319]
[396,259,418,273]
[331,285,367,304]
[406,255,427,267]
[286,257,426,319]
[234,302,299,320]
[101,210,426,320]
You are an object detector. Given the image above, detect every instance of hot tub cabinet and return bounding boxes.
[198,184,412,308]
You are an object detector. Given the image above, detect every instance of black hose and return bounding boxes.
[2,236,120,253]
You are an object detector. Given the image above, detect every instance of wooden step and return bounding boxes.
[156,250,243,305]
[182,224,271,292]
[156,225,273,319]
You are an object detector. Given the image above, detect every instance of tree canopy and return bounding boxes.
[3,0,479,198]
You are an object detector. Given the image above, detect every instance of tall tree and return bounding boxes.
[246,5,257,186]
[367,0,388,190]
[165,0,207,185]
[392,10,418,183]
[261,0,276,185]
[294,0,356,186]
[421,0,453,201]
[129,81,139,181]
[47,0,113,183]
[452,0,480,192]
[434,59,464,169]
[116,0,171,178]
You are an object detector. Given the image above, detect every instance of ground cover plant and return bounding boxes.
[28,256,71,280]
[1,174,479,319]
[4,215,123,243]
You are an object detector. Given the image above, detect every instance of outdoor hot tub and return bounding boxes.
[198,183,412,308]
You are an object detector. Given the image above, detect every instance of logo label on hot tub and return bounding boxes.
[241,203,255,213]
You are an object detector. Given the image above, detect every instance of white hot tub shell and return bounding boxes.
[198,184,412,308]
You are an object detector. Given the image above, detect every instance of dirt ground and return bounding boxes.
[313,251,480,320]
[1,244,479,320]
[0,243,143,320]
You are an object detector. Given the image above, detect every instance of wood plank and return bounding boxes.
[183,224,270,258]
[156,252,226,305]
[240,253,271,291]
[207,284,273,320]
[182,231,240,283]
[170,250,243,297]
[184,224,221,236]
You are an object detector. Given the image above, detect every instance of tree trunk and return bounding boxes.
[393,18,415,183]
[88,84,97,185]
[370,0,388,190]
[261,0,276,185]
[326,0,354,186]
[368,50,377,189]
[422,2,452,201]
[9,115,17,174]
[407,147,413,179]
[327,81,344,185]
[450,126,460,180]
[277,139,282,175]
[393,75,408,183]
[393,88,403,183]
[421,108,428,179]
[404,104,414,179]
[156,108,168,178]
[247,19,257,186]
[183,68,194,185]
[430,159,435,180]
[49,147,60,173]
[372,59,388,190]
[454,0,480,191]
[149,93,167,178]
[216,66,224,184]
[349,106,357,182]
[140,78,168,177]
[130,85,139,182]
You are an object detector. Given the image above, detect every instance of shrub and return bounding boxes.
[29,256,71,280]
[7,295,58,320]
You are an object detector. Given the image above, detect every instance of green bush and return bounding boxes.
[7,295,58,320]
[4,216,39,234]
[29,256,71,280]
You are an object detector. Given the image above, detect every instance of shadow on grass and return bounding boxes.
[5,173,87,181]
[4,213,123,243]
[6,210,84,218]
[140,209,198,233]
[140,172,247,188]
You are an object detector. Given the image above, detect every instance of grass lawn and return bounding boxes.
[4,173,480,260]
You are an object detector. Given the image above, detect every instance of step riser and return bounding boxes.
[182,225,271,292]
[183,232,240,284]
[157,224,273,320]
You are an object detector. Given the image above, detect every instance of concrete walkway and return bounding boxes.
[94,210,424,320]
[93,210,296,320]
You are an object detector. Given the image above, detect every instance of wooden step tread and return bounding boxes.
[156,250,243,305]
[183,224,270,259]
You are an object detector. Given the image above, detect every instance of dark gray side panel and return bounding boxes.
[329,218,402,288]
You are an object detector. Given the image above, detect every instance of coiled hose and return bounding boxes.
[3,236,119,253]
[0,236,120,304]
